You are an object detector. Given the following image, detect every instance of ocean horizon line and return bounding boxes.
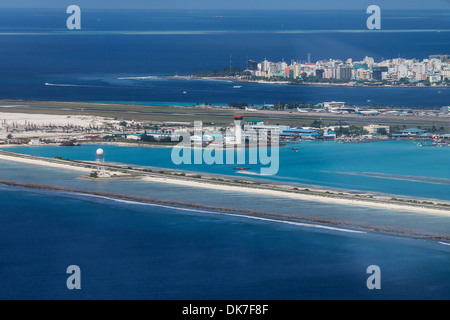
[1,8,449,12]
[2,29,450,36]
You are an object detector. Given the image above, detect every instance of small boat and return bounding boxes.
[233,86,242,89]
[291,148,299,152]
[233,167,251,172]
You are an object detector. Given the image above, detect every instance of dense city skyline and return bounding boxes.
[243,54,450,85]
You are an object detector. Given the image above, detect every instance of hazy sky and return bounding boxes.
[1,0,449,10]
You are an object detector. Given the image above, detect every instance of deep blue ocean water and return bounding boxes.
[0,184,449,300]
[0,9,448,106]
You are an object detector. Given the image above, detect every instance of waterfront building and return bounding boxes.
[28,138,41,145]
[364,56,375,66]
[429,54,450,61]
[323,131,337,139]
[246,55,449,85]
[274,61,287,74]
[397,64,409,78]
[440,69,450,79]
[363,124,390,134]
[190,134,213,143]
[323,68,333,79]
[126,134,143,141]
[372,69,382,81]
[282,128,320,139]
[333,64,352,80]
[261,59,269,72]
[315,69,324,78]
[289,63,300,79]
[244,122,290,135]
[399,128,428,136]
[204,133,224,144]
[372,68,387,81]
[246,120,264,126]
[247,60,258,70]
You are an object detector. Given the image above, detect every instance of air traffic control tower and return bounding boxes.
[233,115,244,145]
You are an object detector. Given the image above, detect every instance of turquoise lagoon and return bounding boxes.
[4,140,450,201]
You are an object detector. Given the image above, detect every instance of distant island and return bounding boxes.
[191,54,450,87]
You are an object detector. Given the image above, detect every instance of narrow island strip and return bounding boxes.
[1,150,450,217]
[142,176,450,217]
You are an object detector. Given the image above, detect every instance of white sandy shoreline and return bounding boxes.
[0,153,92,173]
[142,177,450,217]
[0,151,449,217]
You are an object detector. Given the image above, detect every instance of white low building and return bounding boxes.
[28,138,40,145]
[126,134,142,141]
[190,135,213,143]
[323,131,337,139]
[363,124,390,134]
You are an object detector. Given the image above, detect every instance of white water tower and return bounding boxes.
[96,148,105,176]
